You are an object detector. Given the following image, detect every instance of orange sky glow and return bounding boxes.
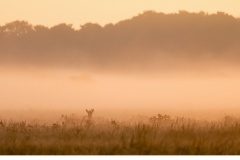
[1,0,240,28]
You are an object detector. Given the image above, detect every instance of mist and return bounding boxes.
[1,65,240,121]
[1,11,240,121]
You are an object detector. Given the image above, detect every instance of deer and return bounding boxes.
[86,109,94,120]
[82,109,94,128]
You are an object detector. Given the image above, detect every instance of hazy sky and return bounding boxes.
[1,0,240,28]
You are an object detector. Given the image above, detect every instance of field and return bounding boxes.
[0,114,239,155]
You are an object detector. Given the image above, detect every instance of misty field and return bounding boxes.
[0,113,239,155]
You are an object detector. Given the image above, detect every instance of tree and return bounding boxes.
[1,21,33,37]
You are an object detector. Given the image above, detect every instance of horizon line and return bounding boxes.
[1,10,239,29]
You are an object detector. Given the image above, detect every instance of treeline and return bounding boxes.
[1,11,240,70]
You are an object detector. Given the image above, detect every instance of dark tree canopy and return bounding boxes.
[1,11,240,70]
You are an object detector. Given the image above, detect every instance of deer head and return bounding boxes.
[86,109,94,119]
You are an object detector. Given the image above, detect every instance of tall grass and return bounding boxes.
[0,114,239,155]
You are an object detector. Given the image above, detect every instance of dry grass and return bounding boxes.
[0,114,239,155]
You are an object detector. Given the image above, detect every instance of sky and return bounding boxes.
[1,0,240,28]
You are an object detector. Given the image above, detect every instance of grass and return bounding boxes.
[0,114,239,155]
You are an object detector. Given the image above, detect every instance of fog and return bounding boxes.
[1,11,240,121]
[1,65,240,121]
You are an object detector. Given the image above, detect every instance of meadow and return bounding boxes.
[0,113,239,155]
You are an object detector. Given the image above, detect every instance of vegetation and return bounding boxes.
[0,113,239,155]
[1,11,240,70]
